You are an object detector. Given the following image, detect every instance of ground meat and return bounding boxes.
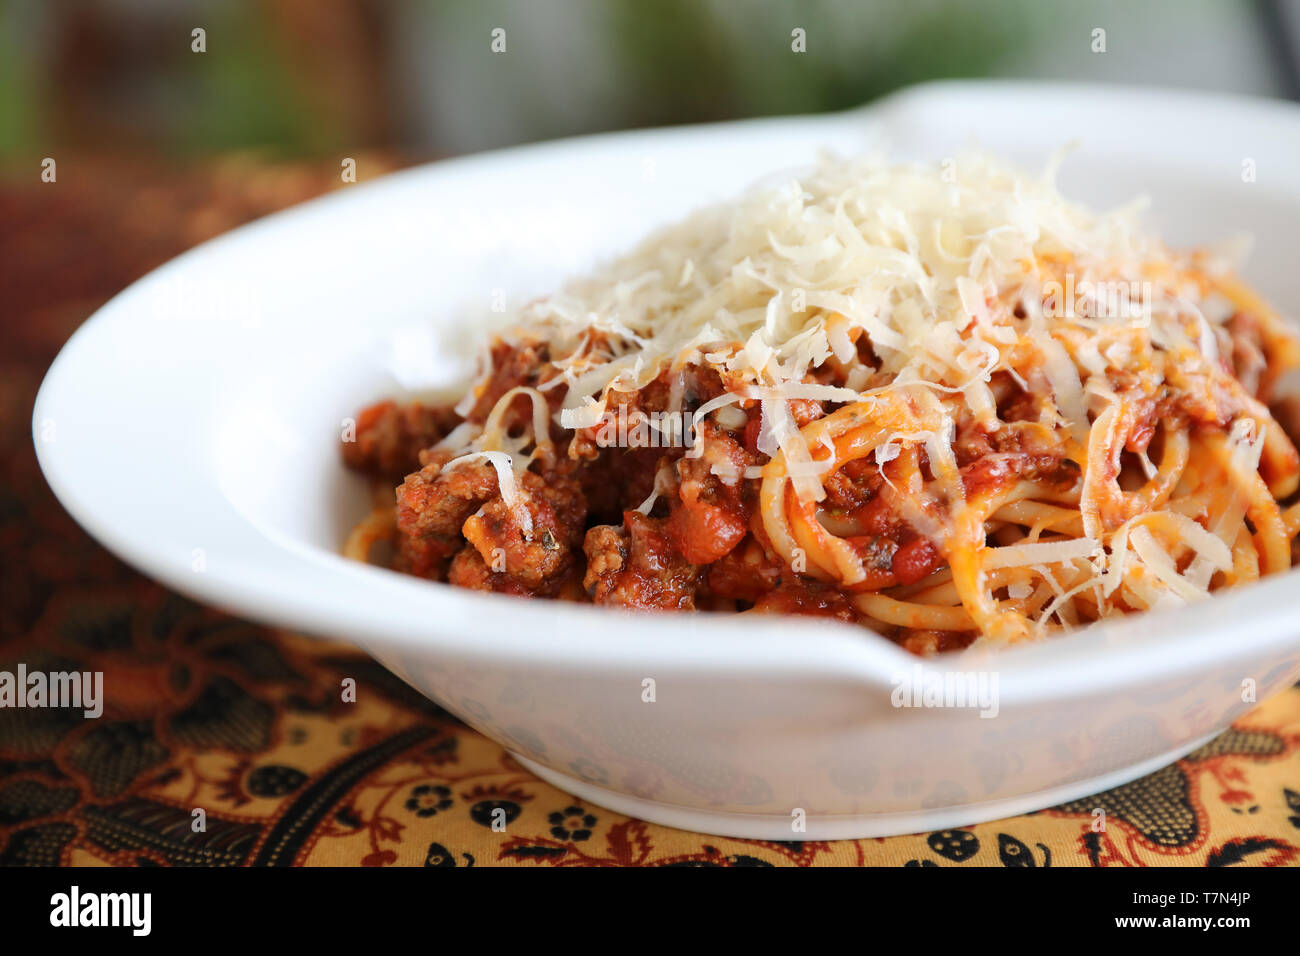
[467,341,550,423]
[396,533,454,581]
[821,458,883,514]
[954,417,1075,498]
[664,422,757,564]
[996,388,1042,425]
[394,454,492,569]
[569,365,727,516]
[446,543,582,598]
[395,451,586,592]
[447,544,535,596]
[342,400,459,483]
[578,445,667,522]
[583,512,699,610]
[394,454,498,576]
[959,453,1075,499]
[896,628,978,656]
[462,471,586,590]
[704,535,784,603]
[751,579,857,622]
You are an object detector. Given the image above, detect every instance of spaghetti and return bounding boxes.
[342,152,1300,654]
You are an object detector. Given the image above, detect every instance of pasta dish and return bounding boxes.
[342,153,1300,654]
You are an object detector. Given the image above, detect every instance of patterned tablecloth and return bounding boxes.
[3,158,1299,867]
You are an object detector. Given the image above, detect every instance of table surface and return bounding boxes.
[3,157,1299,867]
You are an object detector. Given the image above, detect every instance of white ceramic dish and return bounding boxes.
[33,81,1300,839]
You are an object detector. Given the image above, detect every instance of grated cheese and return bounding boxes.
[475,152,1188,507]
[453,150,1282,619]
[982,537,1101,570]
[443,451,532,537]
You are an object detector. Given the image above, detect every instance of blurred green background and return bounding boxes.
[0,0,1297,162]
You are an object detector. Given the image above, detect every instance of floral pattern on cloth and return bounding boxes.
[1,590,1299,867]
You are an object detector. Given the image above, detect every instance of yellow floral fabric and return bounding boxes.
[4,602,1298,868]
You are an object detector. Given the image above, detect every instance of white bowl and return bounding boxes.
[33,81,1300,839]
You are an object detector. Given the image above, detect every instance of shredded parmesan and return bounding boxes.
[983,537,1101,570]
[443,451,532,537]
[499,152,1162,507]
